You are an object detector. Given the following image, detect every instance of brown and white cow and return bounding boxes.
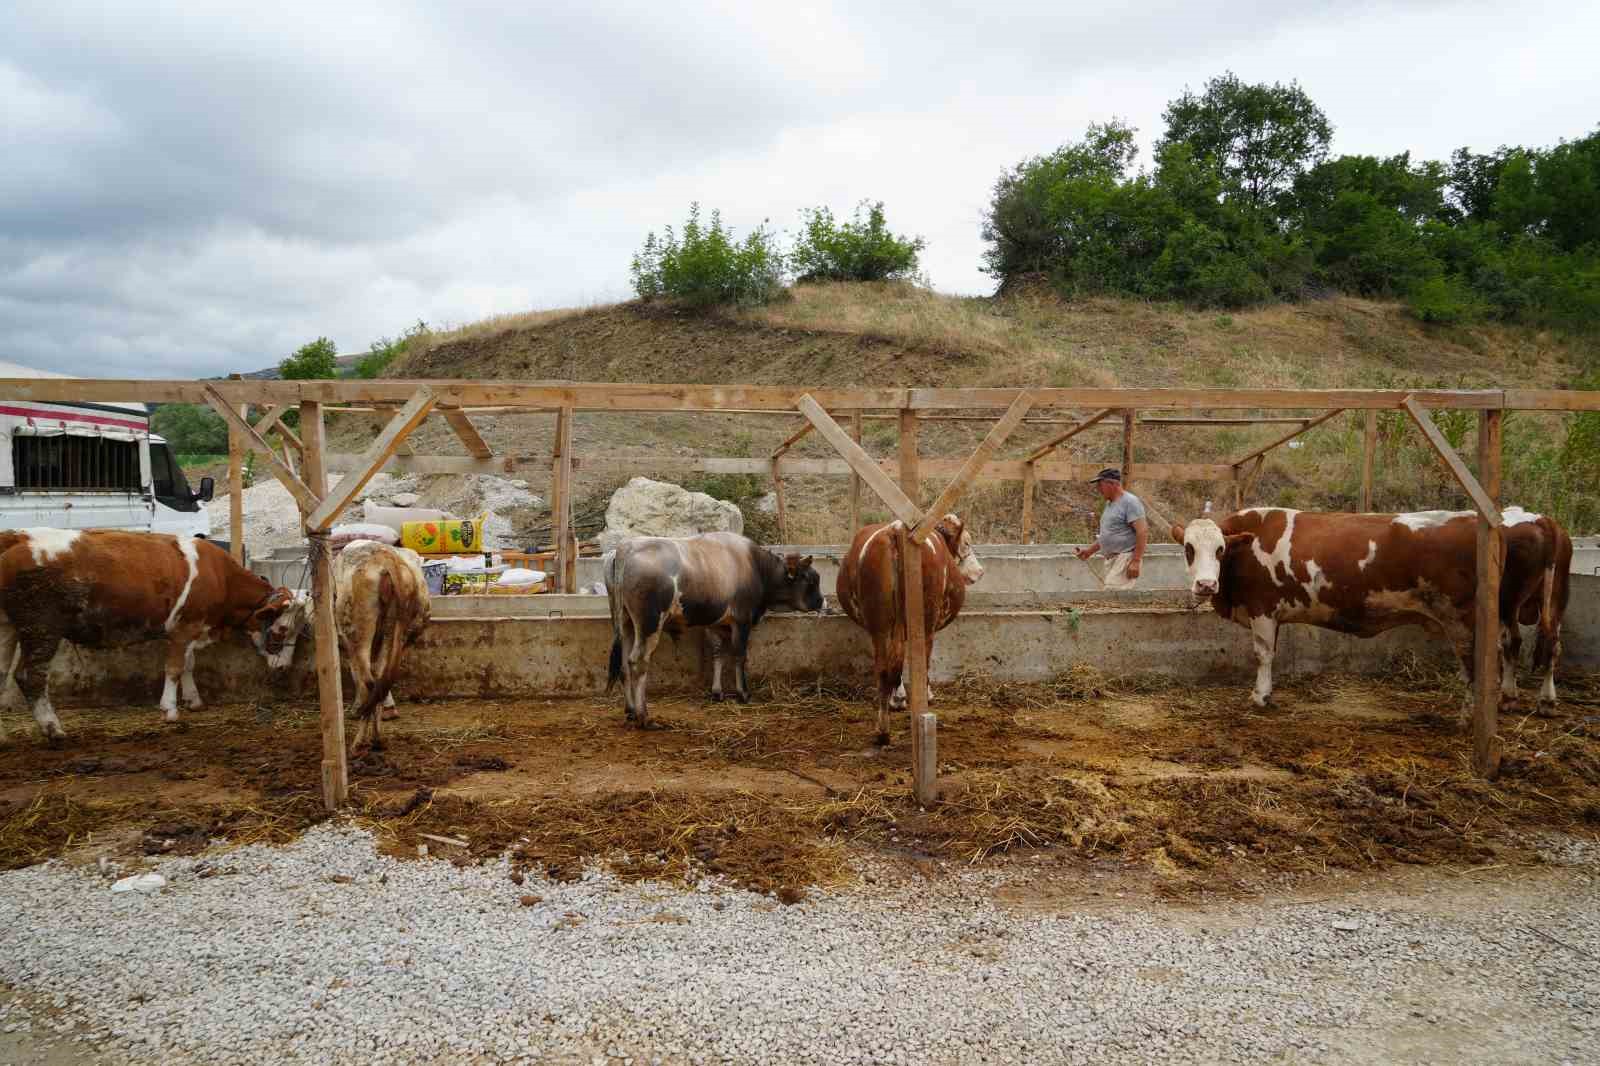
[1171,506,1571,710]
[835,514,985,743]
[605,532,824,727]
[0,529,306,743]
[333,540,431,752]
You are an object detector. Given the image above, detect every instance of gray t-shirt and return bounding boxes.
[1098,491,1146,556]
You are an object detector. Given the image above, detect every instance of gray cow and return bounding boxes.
[605,532,823,727]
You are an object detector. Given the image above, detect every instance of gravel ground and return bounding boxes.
[2,827,1597,1065]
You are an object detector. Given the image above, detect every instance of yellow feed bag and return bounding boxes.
[401,513,486,554]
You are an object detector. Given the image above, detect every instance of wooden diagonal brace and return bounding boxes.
[201,385,322,516]
[1025,407,1117,463]
[251,403,304,455]
[772,419,815,460]
[912,391,1035,541]
[442,409,493,459]
[797,394,921,526]
[307,386,438,531]
[1402,397,1502,527]
[1229,408,1343,467]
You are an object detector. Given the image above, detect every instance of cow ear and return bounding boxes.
[1223,533,1254,555]
[1168,522,1186,543]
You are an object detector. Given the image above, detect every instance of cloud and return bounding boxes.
[1,0,1597,378]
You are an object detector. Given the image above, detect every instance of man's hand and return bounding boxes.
[1126,558,1142,580]
[1075,545,1096,562]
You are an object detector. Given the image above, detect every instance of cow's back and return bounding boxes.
[837,523,898,633]
[0,530,208,640]
[335,540,430,641]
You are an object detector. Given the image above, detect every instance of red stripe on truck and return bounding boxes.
[0,405,148,432]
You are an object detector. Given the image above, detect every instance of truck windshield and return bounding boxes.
[150,441,198,509]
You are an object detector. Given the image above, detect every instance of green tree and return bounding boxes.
[630,203,785,309]
[791,201,925,282]
[279,337,338,379]
[149,404,229,456]
[1157,71,1333,213]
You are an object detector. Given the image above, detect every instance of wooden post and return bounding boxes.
[912,390,1035,541]
[301,401,348,810]
[306,387,437,532]
[898,525,935,806]
[849,412,862,533]
[1021,461,1037,544]
[772,457,788,542]
[551,406,574,593]
[898,408,919,507]
[915,712,937,806]
[1361,409,1377,511]
[1474,410,1504,779]
[1121,409,1136,489]
[227,420,245,563]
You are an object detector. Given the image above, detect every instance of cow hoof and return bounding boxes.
[162,710,180,724]
[709,691,724,704]
[873,731,890,747]
[735,692,750,705]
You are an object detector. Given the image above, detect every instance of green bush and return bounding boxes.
[279,337,338,379]
[1406,276,1476,324]
[630,203,785,309]
[150,404,229,454]
[791,200,924,282]
[356,320,429,378]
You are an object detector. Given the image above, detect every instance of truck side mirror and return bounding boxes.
[197,476,215,502]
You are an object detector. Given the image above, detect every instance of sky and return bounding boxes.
[3,1,1598,379]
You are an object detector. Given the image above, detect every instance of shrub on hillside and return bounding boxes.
[356,320,430,378]
[790,201,925,283]
[279,337,338,379]
[630,203,785,309]
[150,404,228,455]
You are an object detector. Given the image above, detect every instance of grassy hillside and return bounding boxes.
[347,283,1595,543]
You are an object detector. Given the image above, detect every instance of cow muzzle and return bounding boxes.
[1192,579,1219,598]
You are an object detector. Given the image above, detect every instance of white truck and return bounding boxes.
[0,360,214,540]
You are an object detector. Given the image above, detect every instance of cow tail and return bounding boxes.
[355,572,396,721]
[608,636,623,692]
[1533,518,1572,673]
[605,550,624,693]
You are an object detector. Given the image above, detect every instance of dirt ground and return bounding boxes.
[2,665,1597,901]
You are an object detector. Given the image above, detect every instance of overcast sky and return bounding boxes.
[4,1,1598,379]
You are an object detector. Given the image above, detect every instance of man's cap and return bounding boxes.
[1088,468,1122,484]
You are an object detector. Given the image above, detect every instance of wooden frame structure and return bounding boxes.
[3,377,1591,807]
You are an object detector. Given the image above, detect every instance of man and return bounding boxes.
[1075,468,1147,589]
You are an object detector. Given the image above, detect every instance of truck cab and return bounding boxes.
[0,362,214,540]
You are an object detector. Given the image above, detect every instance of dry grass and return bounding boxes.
[400,304,615,367]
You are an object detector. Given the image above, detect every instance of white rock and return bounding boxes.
[599,477,743,552]
[389,492,421,507]
[755,492,778,514]
[110,873,167,895]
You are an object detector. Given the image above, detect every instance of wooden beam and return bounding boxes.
[226,378,245,564]
[898,524,935,806]
[1402,397,1503,527]
[1361,409,1377,511]
[1229,408,1342,467]
[319,452,1238,483]
[551,406,574,593]
[898,409,920,506]
[798,395,921,526]
[373,405,414,456]
[912,390,1035,541]
[201,386,321,516]
[1121,409,1136,490]
[1025,407,1116,462]
[772,456,788,542]
[1239,455,1266,507]
[442,409,493,459]
[1474,409,1504,780]
[307,386,438,531]
[0,378,1521,411]
[1020,461,1037,545]
[771,419,815,460]
[301,400,348,811]
[849,412,862,533]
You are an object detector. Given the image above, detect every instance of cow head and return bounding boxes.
[1169,518,1250,599]
[935,514,984,585]
[249,587,312,670]
[780,554,825,612]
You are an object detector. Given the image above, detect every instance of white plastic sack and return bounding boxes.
[362,501,452,536]
[496,568,547,587]
[329,522,400,547]
[445,556,486,573]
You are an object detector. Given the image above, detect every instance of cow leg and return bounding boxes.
[0,628,20,714]
[159,639,190,723]
[1500,624,1520,703]
[1534,566,1562,709]
[871,630,901,745]
[180,637,212,711]
[628,621,662,729]
[1248,616,1279,707]
[14,632,65,744]
[730,622,752,704]
[706,628,727,702]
